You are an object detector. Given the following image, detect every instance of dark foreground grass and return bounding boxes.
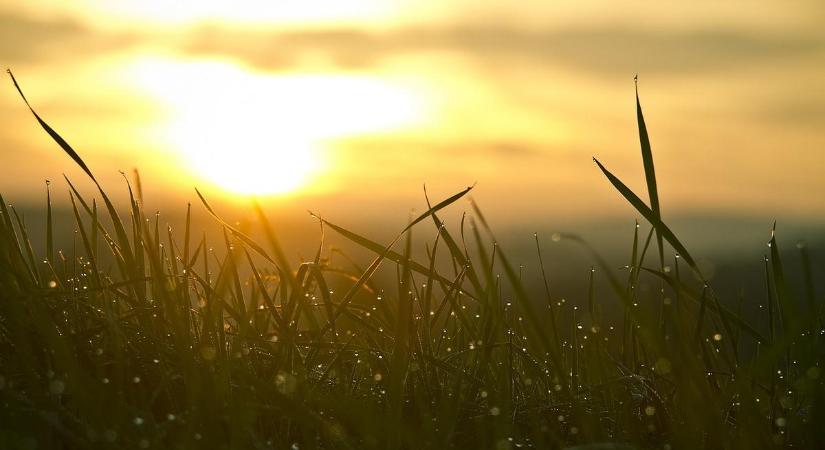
[1,72,823,449]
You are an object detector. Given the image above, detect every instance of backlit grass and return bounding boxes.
[1,71,823,449]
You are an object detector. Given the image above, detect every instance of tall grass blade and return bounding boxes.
[45,181,53,264]
[535,233,560,349]
[388,221,413,449]
[768,224,799,331]
[635,80,664,270]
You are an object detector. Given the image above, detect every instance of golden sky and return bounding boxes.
[1,0,824,225]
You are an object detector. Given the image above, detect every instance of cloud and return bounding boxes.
[0,10,134,64]
[180,23,825,75]
[329,137,580,183]
[3,9,822,76]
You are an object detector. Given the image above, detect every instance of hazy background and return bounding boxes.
[1,0,824,279]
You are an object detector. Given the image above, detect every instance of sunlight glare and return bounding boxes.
[129,58,427,196]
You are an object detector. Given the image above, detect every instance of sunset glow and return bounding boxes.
[129,58,428,195]
[0,0,823,217]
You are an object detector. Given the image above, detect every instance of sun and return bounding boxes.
[128,58,427,196]
[183,132,318,196]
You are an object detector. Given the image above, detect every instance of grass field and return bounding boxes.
[1,72,823,449]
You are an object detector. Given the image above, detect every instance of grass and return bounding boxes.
[1,70,823,449]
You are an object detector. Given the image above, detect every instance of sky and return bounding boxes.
[1,0,824,236]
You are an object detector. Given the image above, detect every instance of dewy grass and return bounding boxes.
[1,71,824,449]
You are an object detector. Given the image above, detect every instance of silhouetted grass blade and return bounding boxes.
[768,224,800,332]
[7,70,96,182]
[314,186,474,330]
[45,181,53,265]
[593,157,700,277]
[642,267,764,341]
[318,217,466,295]
[194,188,278,267]
[635,82,664,270]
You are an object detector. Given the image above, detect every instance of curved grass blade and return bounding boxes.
[424,186,484,298]
[314,187,475,299]
[195,188,279,268]
[10,208,41,286]
[642,267,764,341]
[593,157,700,277]
[315,186,473,332]
[7,70,96,182]
[251,201,304,305]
